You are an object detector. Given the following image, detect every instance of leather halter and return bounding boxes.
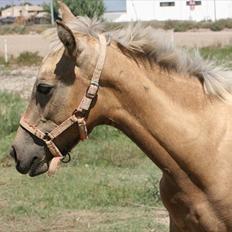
[20,34,107,162]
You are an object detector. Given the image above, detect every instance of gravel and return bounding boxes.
[0,65,38,99]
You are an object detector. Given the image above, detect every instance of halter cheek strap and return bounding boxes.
[19,34,107,175]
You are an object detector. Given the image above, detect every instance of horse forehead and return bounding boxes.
[40,51,63,74]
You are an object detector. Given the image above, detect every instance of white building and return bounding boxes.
[1,4,44,18]
[104,0,232,22]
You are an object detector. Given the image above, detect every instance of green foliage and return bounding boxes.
[0,133,16,165]
[0,4,11,12]
[16,52,42,66]
[0,56,5,65]
[210,20,226,31]
[73,126,145,168]
[0,92,25,137]
[200,45,232,68]
[0,25,26,35]
[107,18,232,33]
[0,52,42,66]
[149,18,232,32]
[0,92,25,162]
[164,20,197,32]
[66,0,105,18]
[0,161,161,217]
[0,24,52,35]
[0,91,161,209]
[209,19,232,31]
[0,92,162,231]
[44,0,105,19]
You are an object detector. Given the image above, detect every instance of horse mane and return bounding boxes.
[47,16,232,102]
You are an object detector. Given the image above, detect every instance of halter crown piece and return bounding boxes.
[20,34,107,176]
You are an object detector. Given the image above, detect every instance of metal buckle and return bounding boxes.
[86,81,99,99]
[91,80,99,87]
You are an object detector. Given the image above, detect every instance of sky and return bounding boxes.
[0,0,49,7]
[0,0,127,12]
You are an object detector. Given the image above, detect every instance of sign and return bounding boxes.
[189,0,196,10]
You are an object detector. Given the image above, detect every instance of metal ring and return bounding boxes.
[43,132,52,141]
[61,153,71,163]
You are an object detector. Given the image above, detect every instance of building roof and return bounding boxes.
[2,4,44,13]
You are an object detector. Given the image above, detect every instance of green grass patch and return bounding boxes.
[0,90,162,230]
[0,24,27,34]
[16,51,42,66]
[0,91,25,137]
[200,45,232,63]
[165,19,232,32]
[0,92,26,162]
[107,18,232,32]
[0,24,52,35]
[0,160,160,218]
[0,162,161,218]
[1,18,232,38]
[73,126,145,168]
[0,51,42,67]
[163,20,197,32]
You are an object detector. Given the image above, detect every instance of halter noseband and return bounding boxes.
[19,34,107,174]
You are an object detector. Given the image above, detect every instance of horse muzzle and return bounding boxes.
[10,145,49,177]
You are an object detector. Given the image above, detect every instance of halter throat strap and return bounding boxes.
[20,34,107,159]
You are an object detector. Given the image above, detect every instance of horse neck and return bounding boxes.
[97,44,220,182]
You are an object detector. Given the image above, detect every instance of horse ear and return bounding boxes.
[58,1,76,23]
[56,20,77,57]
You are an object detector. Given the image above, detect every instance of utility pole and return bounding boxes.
[50,0,55,25]
[213,0,217,21]
[11,0,14,17]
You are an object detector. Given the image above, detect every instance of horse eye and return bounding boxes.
[37,84,53,95]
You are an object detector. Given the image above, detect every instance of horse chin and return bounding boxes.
[28,159,49,177]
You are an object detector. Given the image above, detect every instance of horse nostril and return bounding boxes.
[10,146,17,162]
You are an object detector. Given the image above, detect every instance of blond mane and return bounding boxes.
[46,16,232,102]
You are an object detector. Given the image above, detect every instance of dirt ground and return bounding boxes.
[0,34,49,57]
[0,66,37,99]
[1,30,232,57]
[0,207,168,232]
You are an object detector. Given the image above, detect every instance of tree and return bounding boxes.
[0,4,12,12]
[44,0,105,20]
[20,2,32,6]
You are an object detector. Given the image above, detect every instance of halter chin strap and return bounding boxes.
[20,34,107,174]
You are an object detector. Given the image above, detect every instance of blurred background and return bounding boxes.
[1,1,232,231]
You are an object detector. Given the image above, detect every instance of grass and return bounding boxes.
[0,51,42,67]
[200,45,232,63]
[0,166,165,231]
[0,24,52,35]
[106,19,232,32]
[1,18,232,36]
[0,92,25,163]
[112,18,232,32]
[16,51,42,66]
[0,162,161,217]
[0,91,165,231]
[0,92,25,137]
[163,18,232,32]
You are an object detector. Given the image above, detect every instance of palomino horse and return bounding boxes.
[10,2,232,232]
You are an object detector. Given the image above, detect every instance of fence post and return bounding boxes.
[4,39,8,64]
[170,30,174,46]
